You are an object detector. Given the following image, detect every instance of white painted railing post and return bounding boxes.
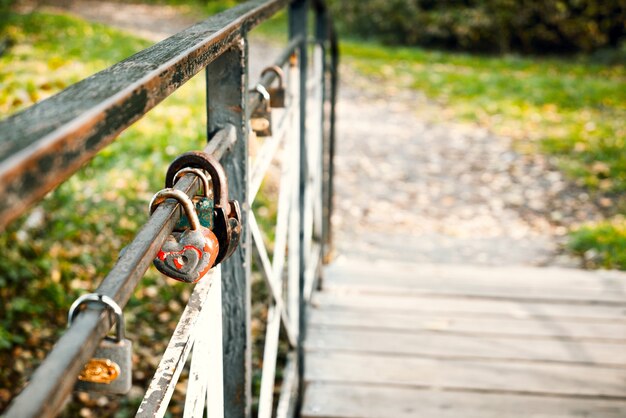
[205,270,224,417]
[184,267,224,418]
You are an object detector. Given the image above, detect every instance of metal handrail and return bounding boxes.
[0,0,288,231]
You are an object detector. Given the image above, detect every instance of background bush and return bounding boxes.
[327,0,626,54]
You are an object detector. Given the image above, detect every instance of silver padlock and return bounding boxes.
[261,65,286,108]
[69,294,132,394]
[250,83,272,137]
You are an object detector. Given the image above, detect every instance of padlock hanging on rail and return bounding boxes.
[150,188,219,283]
[250,83,273,137]
[261,65,286,108]
[165,151,242,267]
[69,293,132,395]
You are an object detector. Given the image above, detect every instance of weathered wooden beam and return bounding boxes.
[0,0,288,232]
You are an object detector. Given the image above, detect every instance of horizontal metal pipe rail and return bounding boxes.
[0,0,338,416]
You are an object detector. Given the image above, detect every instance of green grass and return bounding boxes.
[342,41,626,190]
[1,13,150,114]
[341,40,626,269]
[569,219,626,269]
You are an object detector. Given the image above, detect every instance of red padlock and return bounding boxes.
[150,189,219,283]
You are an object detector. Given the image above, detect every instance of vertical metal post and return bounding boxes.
[326,24,338,263]
[287,54,301,345]
[315,4,330,272]
[289,0,308,410]
[206,38,251,418]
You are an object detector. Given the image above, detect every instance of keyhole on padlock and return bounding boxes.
[173,254,190,270]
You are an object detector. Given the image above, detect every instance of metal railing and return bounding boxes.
[0,0,338,416]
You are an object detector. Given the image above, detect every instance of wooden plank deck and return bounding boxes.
[302,258,626,418]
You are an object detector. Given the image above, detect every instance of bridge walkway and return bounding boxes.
[302,257,626,417]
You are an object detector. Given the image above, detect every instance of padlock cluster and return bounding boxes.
[68,151,242,395]
[151,150,242,283]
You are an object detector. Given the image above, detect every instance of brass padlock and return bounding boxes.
[261,65,286,108]
[250,83,272,137]
[69,294,132,394]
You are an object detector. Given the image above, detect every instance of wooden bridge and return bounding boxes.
[1,0,625,417]
[302,259,626,417]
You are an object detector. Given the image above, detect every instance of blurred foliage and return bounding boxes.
[343,41,626,191]
[139,0,243,15]
[0,0,15,38]
[569,218,626,269]
[0,9,279,415]
[0,12,150,114]
[327,0,626,55]
[342,40,626,268]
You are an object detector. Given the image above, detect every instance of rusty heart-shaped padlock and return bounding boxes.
[150,188,219,283]
[165,151,242,266]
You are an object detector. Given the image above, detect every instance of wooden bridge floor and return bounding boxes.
[301,258,626,417]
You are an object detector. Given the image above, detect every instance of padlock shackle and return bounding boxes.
[68,293,125,342]
[149,188,202,231]
[253,83,270,103]
[165,152,230,216]
[174,167,212,199]
[261,65,284,88]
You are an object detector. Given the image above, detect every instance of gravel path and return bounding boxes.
[333,72,604,267]
[30,1,605,268]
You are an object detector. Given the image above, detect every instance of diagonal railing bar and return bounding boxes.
[249,108,292,202]
[250,212,297,347]
[271,141,293,282]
